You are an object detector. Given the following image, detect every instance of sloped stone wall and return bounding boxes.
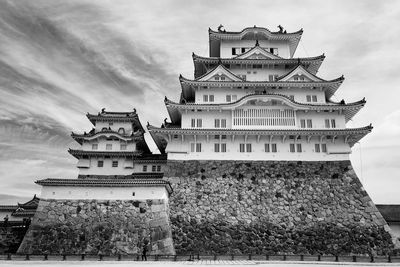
[0,226,27,253]
[18,199,175,255]
[164,160,395,255]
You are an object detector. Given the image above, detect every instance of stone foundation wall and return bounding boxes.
[0,226,27,253]
[18,199,175,255]
[164,160,395,255]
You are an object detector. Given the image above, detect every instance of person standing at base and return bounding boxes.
[141,241,148,261]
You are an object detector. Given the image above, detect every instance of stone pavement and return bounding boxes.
[1,261,400,267]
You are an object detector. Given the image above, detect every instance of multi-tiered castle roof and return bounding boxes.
[148,25,372,160]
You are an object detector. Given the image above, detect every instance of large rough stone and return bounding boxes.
[18,199,175,255]
[164,160,395,255]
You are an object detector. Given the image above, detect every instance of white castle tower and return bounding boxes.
[148,26,371,161]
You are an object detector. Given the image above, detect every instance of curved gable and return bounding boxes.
[277,65,325,82]
[197,65,243,82]
[235,46,281,60]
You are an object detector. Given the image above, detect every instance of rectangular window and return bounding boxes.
[221,76,225,81]
[191,119,196,128]
[112,161,118,167]
[307,119,313,128]
[209,95,214,102]
[190,143,195,152]
[152,165,156,172]
[214,143,220,153]
[246,143,252,152]
[221,119,227,128]
[271,143,277,153]
[290,144,295,153]
[120,144,127,150]
[106,144,112,150]
[226,95,231,102]
[232,48,236,55]
[253,64,262,69]
[156,165,161,172]
[143,165,147,172]
[221,135,227,139]
[300,119,306,128]
[203,95,208,102]
[221,143,227,152]
[265,143,270,153]
[325,119,330,128]
[214,119,220,128]
[321,144,327,153]
[269,75,274,81]
[97,160,104,167]
[215,76,220,81]
[239,143,245,153]
[196,143,201,152]
[92,144,98,150]
[315,144,321,153]
[296,144,302,153]
[197,119,202,128]
[331,119,336,128]
[312,95,317,102]
[306,95,311,102]
[214,135,220,140]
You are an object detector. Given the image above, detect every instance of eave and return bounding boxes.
[192,53,325,78]
[71,130,143,145]
[36,178,173,194]
[166,94,366,123]
[68,149,143,159]
[148,125,372,147]
[180,75,344,101]
[86,112,143,131]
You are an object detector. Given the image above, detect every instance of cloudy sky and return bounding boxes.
[0,0,399,204]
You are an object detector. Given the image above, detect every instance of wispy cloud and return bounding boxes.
[0,0,399,203]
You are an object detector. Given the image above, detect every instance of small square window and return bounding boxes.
[214,143,220,153]
[221,143,227,153]
[156,165,161,172]
[209,95,214,102]
[97,161,104,167]
[106,144,112,150]
[265,143,270,153]
[315,144,321,153]
[271,143,277,153]
[92,144,98,150]
[322,144,327,153]
[290,144,295,153]
[132,192,135,196]
[203,95,208,102]
[306,95,311,102]
[296,144,302,153]
[143,165,147,172]
[152,165,156,172]
[312,95,317,102]
[112,161,118,167]
[120,144,127,150]
[226,95,231,102]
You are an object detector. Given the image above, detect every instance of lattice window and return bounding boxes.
[233,109,295,127]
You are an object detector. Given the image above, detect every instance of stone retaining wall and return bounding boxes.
[18,199,175,255]
[164,160,395,255]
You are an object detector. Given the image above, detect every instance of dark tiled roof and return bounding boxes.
[68,149,143,159]
[376,205,400,222]
[78,172,165,179]
[0,205,18,211]
[36,178,173,194]
[209,26,303,37]
[71,130,143,145]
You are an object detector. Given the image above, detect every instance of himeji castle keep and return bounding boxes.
[5,25,399,256]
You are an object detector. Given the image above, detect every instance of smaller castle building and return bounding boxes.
[18,109,175,256]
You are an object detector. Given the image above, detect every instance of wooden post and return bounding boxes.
[7,253,11,260]
[81,254,85,261]
[25,254,30,261]
[117,254,121,261]
[352,255,356,262]
[43,254,48,261]
[317,255,321,261]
